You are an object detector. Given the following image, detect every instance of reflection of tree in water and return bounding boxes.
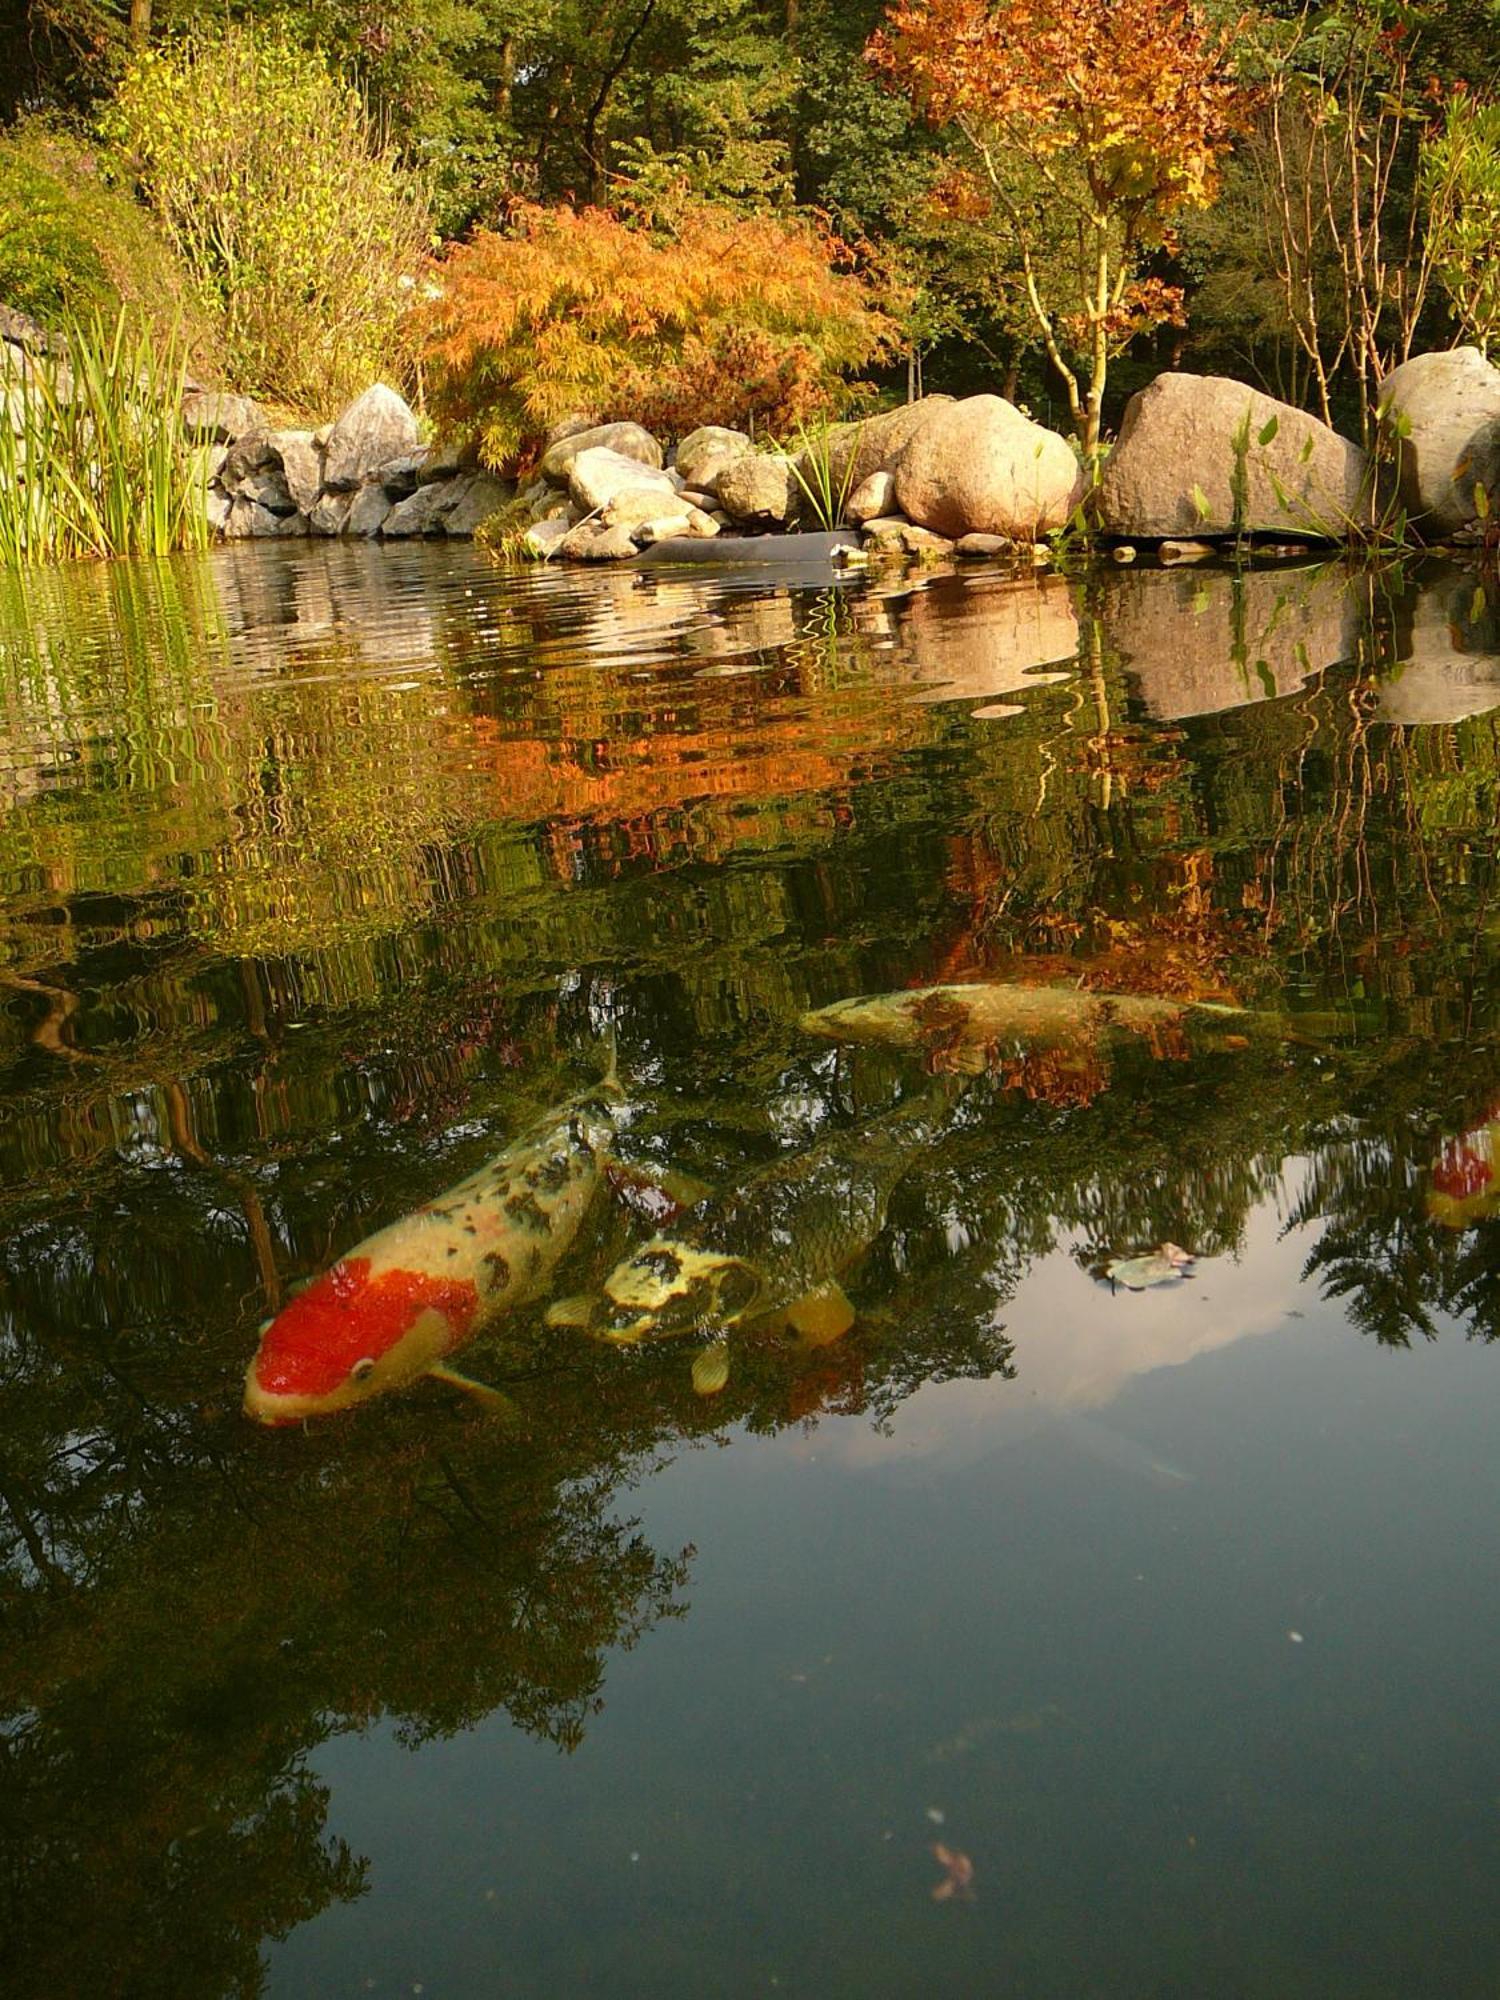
[1287,1053,1500,1349]
[5,554,1500,1988]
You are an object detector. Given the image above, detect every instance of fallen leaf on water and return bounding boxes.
[1105,1242,1197,1290]
[930,1842,976,1902]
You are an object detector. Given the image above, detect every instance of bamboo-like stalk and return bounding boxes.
[0,310,208,568]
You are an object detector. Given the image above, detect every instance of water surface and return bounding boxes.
[3,543,1500,1997]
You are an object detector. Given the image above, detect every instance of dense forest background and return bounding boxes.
[3,2,1500,443]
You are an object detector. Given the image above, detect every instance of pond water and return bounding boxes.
[3,542,1500,1998]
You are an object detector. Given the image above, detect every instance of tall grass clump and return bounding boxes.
[0,311,208,568]
[786,417,859,528]
[102,24,431,414]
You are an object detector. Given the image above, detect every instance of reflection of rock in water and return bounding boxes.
[1373,575,1500,723]
[215,541,443,671]
[881,572,1079,716]
[1101,563,1357,719]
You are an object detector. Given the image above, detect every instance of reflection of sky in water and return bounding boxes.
[271,1172,1500,1999]
[831,1171,1315,1471]
[7,545,1500,1996]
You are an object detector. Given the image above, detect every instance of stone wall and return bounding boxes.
[192,384,511,541]
[5,298,1496,560]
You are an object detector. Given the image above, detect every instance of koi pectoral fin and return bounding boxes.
[785,1281,856,1348]
[545,1292,599,1331]
[427,1363,520,1418]
[691,1341,731,1397]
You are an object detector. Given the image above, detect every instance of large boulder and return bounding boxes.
[892,394,1081,540]
[568,448,679,515]
[1377,348,1500,540]
[321,385,422,491]
[673,426,752,494]
[1096,374,1368,540]
[541,421,662,483]
[716,453,799,527]
[815,396,955,493]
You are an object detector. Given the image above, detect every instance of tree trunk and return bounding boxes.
[129,0,151,41]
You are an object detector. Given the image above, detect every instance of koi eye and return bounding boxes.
[350,1357,377,1383]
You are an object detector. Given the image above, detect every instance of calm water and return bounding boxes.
[3,541,1500,1998]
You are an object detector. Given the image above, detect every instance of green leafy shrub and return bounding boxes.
[102,25,432,414]
[0,121,211,365]
[1422,89,1500,358]
[420,200,893,468]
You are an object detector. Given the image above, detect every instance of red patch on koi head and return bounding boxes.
[251,1257,481,1399]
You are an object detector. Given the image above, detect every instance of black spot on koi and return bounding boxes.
[481,1249,511,1292]
[504,1189,550,1232]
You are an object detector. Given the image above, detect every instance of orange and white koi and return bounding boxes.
[243,1080,622,1424]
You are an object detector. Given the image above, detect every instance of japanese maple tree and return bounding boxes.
[869,0,1246,460]
[419,198,892,466]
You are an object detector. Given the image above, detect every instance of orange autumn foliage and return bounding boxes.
[869,0,1247,453]
[419,201,894,466]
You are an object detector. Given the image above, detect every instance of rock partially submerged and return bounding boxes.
[892,394,1082,540]
[1377,347,1500,540]
[1096,374,1369,541]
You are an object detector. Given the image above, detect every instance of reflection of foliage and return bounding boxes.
[5,547,1500,1988]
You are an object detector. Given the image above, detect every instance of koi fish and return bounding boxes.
[801,981,1247,1073]
[551,1092,952,1391]
[244,1079,622,1424]
[1426,1107,1500,1229]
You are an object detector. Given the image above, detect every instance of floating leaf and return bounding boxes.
[1105,1242,1195,1289]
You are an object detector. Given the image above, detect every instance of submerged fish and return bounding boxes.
[1427,1107,1500,1229]
[801,982,1245,1074]
[558,1094,951,1389]
[244,1079,622,1424]
[930,1843,976,1903]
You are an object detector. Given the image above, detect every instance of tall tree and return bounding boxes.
[869,0,1245,458]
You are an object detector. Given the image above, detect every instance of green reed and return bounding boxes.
[0,309,209,567]
[786,416,858,531]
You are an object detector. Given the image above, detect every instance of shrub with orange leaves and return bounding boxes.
[870,0,1247,459]
[419,201,894,466]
